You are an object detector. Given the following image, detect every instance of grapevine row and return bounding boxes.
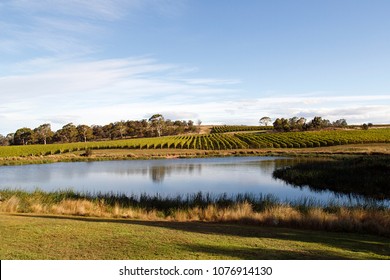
[211,125,273,133]
[1,129,389,157]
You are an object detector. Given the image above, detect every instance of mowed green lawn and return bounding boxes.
[1,213,389,260]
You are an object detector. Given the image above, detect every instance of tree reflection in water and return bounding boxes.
[273,156,390,200]
[149,164,201,183]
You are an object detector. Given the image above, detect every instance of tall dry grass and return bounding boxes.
[1,195,21,212]
[1,193,389,237]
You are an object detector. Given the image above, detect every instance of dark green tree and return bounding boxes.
[14,127,35,145]
[310,116,323,129]
[333,119,348,127]
[55,123,78,143]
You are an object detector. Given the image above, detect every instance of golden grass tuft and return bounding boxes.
[0,196,20,212]
[30,203,49,213]
[111,203,162,220]
[51,199,98,216]
[259,205,303,226]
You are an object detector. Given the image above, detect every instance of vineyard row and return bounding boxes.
[210,125,273,133]
[1,129,389,157]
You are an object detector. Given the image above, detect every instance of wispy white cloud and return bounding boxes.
[1,53,389,135]
[148,0,189,18]
[232,95,390,125]
[6,0,186,22]
[34,16,103,34]
[0,0,186,56]
[0,54,390,133]
[181,78,242,86]
[8,0,142,21]
[0,56,241,133]
[0,14,97,55]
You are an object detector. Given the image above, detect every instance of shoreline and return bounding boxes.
[1,143,389,166]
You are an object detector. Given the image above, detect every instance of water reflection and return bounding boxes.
[0,161,203,184]
[149,164,201,183]
[0,156,388,206]
[272,157,390,201]
[0,158,301,184]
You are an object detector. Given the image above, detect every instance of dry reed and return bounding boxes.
[1,195,389,237]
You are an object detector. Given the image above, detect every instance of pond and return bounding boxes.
[0,156,388,206]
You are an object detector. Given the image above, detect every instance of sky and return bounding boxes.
[1,0,390,135]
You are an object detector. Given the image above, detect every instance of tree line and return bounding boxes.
[260,116,352,132]
[0,114,200,146]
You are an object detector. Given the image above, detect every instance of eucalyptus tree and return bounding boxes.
[187,120,196,132]
[148,114,165,137]
[0,134,9,146]
[125,120,137,137]
[259,116,272,126]
[91,125,105,140]
[13,127,35,145]
[6,133,14,145]
[55,123,78,143]
[309,116,324,129]
[102,123,114,139]
[296,117,307,130]
[333,119,348,128]
[34,123,53,145]
[173,120,186,134]
[197,119,202,133]
[112,121,127,139]
[288,117,299,130]
[273,118,290,132]
[77,124,93,142]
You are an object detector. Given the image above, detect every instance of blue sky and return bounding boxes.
[1,0,390,134]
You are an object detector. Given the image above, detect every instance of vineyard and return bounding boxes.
[0,128,389,157]
[235,129,390,148]
[211,125,272,133]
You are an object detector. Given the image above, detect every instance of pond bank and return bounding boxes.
[1,143,390,166]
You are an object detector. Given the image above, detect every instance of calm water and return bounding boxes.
[0,156,387,205]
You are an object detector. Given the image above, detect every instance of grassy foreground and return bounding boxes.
[1,213,389,260]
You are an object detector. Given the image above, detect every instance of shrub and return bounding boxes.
[81,148,93,157]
